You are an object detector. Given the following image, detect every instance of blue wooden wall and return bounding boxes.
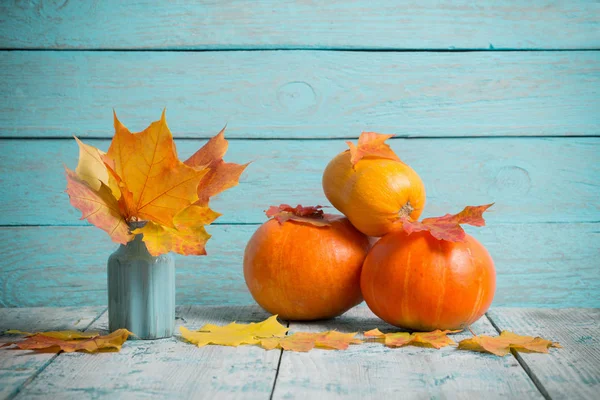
[0,1,598,308]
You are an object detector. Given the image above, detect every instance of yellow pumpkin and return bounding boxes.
[322,132,426,237]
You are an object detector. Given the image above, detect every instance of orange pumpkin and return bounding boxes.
[322,132,426,237]
[244,205,369,320]
[361,230,496,331]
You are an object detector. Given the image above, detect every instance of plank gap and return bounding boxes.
[1,48,600,52]
[6,307,108,400]
[269,320,290,400]
[485,313,553,400]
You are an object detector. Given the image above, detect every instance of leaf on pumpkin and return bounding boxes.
[346,131,403,166]
[184,127,250,206]
[1,329,133,353]
[401,204,494,242]
[106,110,207,228]
[265,204,342,227]
[261,331,362,352]
[132,205,221,256]
[458,330,561,357]
[364,328,460,349]
[64,167,132,244]
[180,315,288,347]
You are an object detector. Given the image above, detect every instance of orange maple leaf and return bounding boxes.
[184,127,249,206]
[1,329,133,353]
[265,204,343,227]
[401,204,494,242]
[458,330,561,356]
[346,131,403,166]
[365,328,459,349]
[260,331,362,352]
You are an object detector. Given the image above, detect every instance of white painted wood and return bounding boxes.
[0,307,105,400]
[273,306,542,399]
[487,308,600,400]
[12,305,281,399]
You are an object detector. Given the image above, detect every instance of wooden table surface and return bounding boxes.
[1,306,598,399]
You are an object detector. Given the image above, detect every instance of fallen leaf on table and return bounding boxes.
[180,315,288,347]
[400,204,494,242]
[260,331,362,352]
[1,329,133,353]
[4,330,99,339]
[458,330,562,356]
[364,328,460,349]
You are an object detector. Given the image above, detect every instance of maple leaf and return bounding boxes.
[132,205,221,256]
[4,330,99,339]
[365,328,460,349]
[265,204,342,227]
[1,329,133,353]
[73,136,111,192]
[346,131,403,166]
[458,330,561,357]
[180,315,288,347]
[260,331,362,352]
[106,111,207,228]
[401,204,494,242]
[184,127,250,206]
[64,167,132,244]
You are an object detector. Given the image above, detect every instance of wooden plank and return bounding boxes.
[0,222,597,310]
[1,51,598,139]
[487,308,600,400]
[12,305,280,399]
[0,307,105,400]
[0,1,598,50]
[273,306,542,399]
[1,138,598,226]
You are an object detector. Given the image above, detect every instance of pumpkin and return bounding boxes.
[322,132,426,237]
[244,205,370,320]
[361,229,496,331]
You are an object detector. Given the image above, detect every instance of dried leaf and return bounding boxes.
[1,329,133,353]
[184,127,250,206]
[74,137,111,192]
[106,111,207,228]
[260,331,362,352]
[132,205,221,256]
[180,315,288,347]
[4,330,100,339]
[401,204,494,242]
[64,167,132,244]
[346,131,403,165]
[265,204,341,227]
[458,330,561,356]
[365,328,459,349]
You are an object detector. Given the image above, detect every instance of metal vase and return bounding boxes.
[107,222,175,339]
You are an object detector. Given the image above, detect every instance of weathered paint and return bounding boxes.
[274,306,542,399]
[488,308,600,400]
[0,307,105,399]
[0,138,598,226]
[0,224,598,308]
[0,1,598,50]
[0,51,598,138]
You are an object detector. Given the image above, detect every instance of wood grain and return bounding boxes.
[273,306,542,399]
[1,51,598,138]
[0,223,598,308]
[11,305,281,400]
[487,308,600,400]
[0,1,598,50]
[1,138,599,226]
[0,306,105,399]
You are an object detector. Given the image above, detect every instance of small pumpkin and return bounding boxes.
[360,205,496,331]
[322,132,426,237]
[243,205,369,320]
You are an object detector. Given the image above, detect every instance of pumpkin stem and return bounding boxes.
[398,202,414,219]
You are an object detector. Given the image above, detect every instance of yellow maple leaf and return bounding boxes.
[458,330,561,356]
[364,328,459,349]
[180,315,288,347]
